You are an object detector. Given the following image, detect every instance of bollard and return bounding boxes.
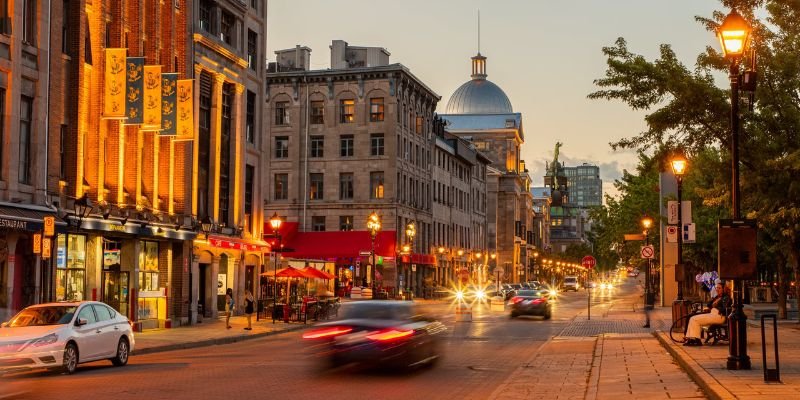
[760,314,780,382]
[455,303,472,322]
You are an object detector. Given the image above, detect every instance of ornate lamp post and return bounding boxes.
[437,246,446,286]
[405,222,416,295]
[532,251,539,280]
[269,212,282,324]
[366,212,381,298]
[671,152,688,301]
[642,214,654,328]
[73,193,93,231]
[717,7,753,371]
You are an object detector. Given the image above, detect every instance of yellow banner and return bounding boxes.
[176,79,194,140]
[103,48,127,118]
[142,65,162,130]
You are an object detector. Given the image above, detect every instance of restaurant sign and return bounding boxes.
[0,217,43,232]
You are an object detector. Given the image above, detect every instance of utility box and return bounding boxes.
[718,219,758,280]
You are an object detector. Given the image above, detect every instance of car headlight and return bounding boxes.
[455,291,464,300]
[608,284,614,290]
[30,333,58,347]
[476,290,485,299]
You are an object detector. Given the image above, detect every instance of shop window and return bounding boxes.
[139,241,159,292]
[56,235,86,302]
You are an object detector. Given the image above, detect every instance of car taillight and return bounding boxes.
[365,329,414,342]
[511,296,524,304]
[532,299,545,305]
[302,326,353,339]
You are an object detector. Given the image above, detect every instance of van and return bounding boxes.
[563,276,579,291]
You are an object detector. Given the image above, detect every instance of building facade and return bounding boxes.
[264,42,439,298]
[439,52,535,283]
[190,0,269,322]
[565,163,602,208]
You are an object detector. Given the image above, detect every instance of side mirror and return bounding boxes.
[75,318,88,327]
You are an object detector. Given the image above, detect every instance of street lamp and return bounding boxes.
[532,251,539,280]
[73,193,93,230]
[269,212,282,324]
[718,7,753,371]
[642,214,654,328]
[671,152,688,301]
[405,222,416,296]
[200,216,214,237]
[437,246,447,286]
[367,212,381,298]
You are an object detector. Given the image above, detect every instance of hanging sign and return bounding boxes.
[103,48,127,118]
[43,216,55,237]
[33,233,42,254]
[42,238,52,259]
[125,57,145,124]
[160,73,178,136]
[142,65,162,130]
[176,79,194,139]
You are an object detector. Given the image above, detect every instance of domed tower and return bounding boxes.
[444,53,513,115]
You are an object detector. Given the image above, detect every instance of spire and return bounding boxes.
[478,9,481,54]
[471,9,487,80]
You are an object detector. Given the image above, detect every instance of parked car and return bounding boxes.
[509,290,552,319]
[302,301,446,369]
[0,301,135,375]
[562,276,580,292]
[499,284,516,300]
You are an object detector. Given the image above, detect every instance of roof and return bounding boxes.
[444,78,513,114]
[531,187,552,197]
[439,113,521,131]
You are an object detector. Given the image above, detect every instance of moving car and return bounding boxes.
[509,290,552,319]
[303,301,446,369]
[562,276,580,292]
[453,285,492,304]
[498,284,517,300]
[0,301,134,375]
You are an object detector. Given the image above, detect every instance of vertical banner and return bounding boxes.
[142,65,162,131]
[103,48,127,119]
[176,79,194,139]
[160,73,178,136]
[125,57,145,124]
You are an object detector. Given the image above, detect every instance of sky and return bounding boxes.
[267,0,725,199]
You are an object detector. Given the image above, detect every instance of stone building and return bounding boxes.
[439,52,536,283]
[264,42,439,298]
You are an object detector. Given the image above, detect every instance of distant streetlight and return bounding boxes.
[642,214,654,328]
[717,7,753,371]
[367,212,381,298]
[269,212,282,324]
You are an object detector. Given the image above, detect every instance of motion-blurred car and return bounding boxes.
[302,301,446,369]
[509,290,552,319]
[498,284,517,300]
[562,276,580,292]
[453,285,492,304]
[0,301,134,375]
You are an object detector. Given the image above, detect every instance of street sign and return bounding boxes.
[33,233,42,254]
[667,201,692,225]
[43,216,55,237]
[42,238,52,259]
[683,223,696,243]
[624,233,646,241]
[641,245,655,259]
[359,251,372,257]
[666,225,678,243]
[581,255,596,269]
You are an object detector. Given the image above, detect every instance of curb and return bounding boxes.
[654,331,736,400]
[132,324,309,356]
[585,334,604,399]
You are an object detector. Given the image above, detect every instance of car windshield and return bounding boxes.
[7,306,77,327]
[340,303,411,320]
[565,277,577,283]
[516,290,543,298]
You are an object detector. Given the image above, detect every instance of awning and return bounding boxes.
[400,253,437,266]
[270,229,397,260]
[0,204,66,233]
[206,235,270,252]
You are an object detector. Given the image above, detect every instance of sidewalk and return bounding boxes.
[132,315,308,355]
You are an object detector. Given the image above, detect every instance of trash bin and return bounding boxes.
[672,299,691,332]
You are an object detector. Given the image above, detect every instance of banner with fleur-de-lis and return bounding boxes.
[159,73,178,136]
[176,79,194,140]
[142,65,162,131]
[103,48,127,119]
[124,57,145,124]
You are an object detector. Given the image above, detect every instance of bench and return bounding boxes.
[702,322,729,345]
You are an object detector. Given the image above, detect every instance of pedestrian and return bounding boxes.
[244,289,255,330]
[225,288,235,329]
[684,279,731,346]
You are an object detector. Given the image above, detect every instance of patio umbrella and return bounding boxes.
[272,266,312,304]
[301,266,335,280]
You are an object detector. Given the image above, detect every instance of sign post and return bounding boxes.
[582,255,596,320]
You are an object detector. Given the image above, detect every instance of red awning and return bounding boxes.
[400,253,437,265]
[274,230,397,260]
[207,235,270,252]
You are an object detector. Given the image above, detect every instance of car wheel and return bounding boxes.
[510,312,518,319]
[111,337,130,366]
[544,309,552,320]
[62,343,78,374]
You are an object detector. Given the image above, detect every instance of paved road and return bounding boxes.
[2,284,628,400]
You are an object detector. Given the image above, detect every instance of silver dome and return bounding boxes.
[444,79,513,114]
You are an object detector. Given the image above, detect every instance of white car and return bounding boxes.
[0,301,135,374]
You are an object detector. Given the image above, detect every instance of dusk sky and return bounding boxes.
[267,0,724,198]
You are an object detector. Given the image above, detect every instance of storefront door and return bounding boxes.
[103,269,129,318]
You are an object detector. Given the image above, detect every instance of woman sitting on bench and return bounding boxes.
[685,279,732,346]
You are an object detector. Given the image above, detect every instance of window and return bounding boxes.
[56,235,86,301]
[94,304,113,321]
[198,73,213,219]
[245,165,254,232]
[274,101,289,125]
[246,90,256,143]
[340,135,354,157]
[250,0,258,10]
[77,306,97,324]
[247,29,258,71]
[339,99,354,123]
[274,173,288,200]
[339,173,354,200]
[199,0,214,34]
[309,173,324,200]
[22,0,36,45]
[220,10,235,45]
[61,0,70,53]
[370,134,384,156]
[0,89,4,173]
[370,98,384,122]
[340,216,353,231]
[219,83,233,225]
[310,101,324,124]
[415,116,424,135]
[311,216,325,232]
[310,136,324,158]
[59,124,66,179]
[18,96,33,184]
[274,136,288,158]
[370,172,384,199]
[138,241,159,292]
[0,0,10,35]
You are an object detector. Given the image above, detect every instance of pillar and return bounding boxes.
[190,254,200,324]
[210,255,220,318]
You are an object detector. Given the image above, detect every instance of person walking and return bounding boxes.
[225,288,235,329]
[684,279,731,346]
[244,289,255,330]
